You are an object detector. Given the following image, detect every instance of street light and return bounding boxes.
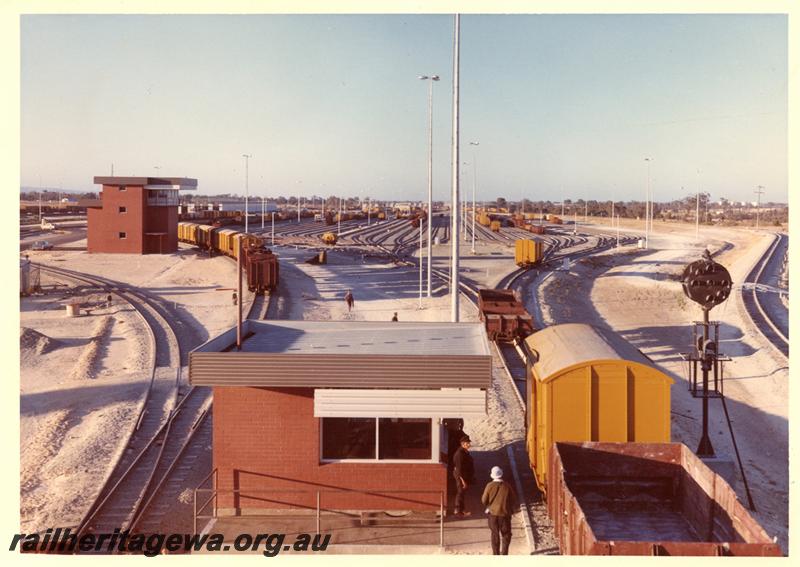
[469,142,479,253]
[696,169,701,242]
[450,13,461,322]
[260,196,266,230]
[296,181,303,223]
[242,154,252,233]
[755,185,765,229]
[419,73,440,298]
[644,157,653,249]
[461,162,470,241]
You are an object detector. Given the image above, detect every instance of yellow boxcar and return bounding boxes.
[490,220,501,232]
[216,229,237,257]
[198,225,215,249]
[524,323,672,491]
[515,239,543,267]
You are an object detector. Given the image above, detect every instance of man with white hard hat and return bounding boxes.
[481,465,517,555]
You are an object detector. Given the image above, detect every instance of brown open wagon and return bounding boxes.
[477,289,534,341]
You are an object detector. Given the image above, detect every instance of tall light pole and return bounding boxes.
[644,157,652,249]
[296,181,302,223]
[469,141,479,253]
[696,169,701,242]
[419,74,439,298]
[419,218,423,309]
[461,162,469,241]
[755,185,765,229]
[450,13,461,322]
[260,196,266,230]
[242,154,252,233]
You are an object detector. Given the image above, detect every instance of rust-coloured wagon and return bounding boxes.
[477,289,534,341]
[548,442,781,556]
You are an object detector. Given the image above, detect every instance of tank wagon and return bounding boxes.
[515,239,545,267]
[477,289,534,341]
[321,232,338,245]
[549,442,781,556]
[178,221,279,293]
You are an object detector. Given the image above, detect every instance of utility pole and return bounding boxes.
[693,171,700,242]
[755,185,765,229]
[450,13,461,323]
[644,157,653,249]
[419,74,439,298]
[470,141,479,254]
[242,154,252,233]
[419,219,423,309]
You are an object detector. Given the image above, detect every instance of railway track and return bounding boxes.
[32,261,272,550]
[741,233,789,358]
[132,291,275,534]
[33,265,185,543]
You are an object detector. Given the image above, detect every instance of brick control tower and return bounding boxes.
[87,176,197,254]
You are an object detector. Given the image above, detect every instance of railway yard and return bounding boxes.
[19,211,789,555]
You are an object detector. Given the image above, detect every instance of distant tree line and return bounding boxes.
[497,195,787,225]
[20,191,98,201]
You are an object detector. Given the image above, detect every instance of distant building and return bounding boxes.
[87,176,197,254]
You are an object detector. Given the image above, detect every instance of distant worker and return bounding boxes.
[481,466,517,555]
[452,435,474,516]
[344,290,354,312]
[232,291,238,306]
[106,293,113,309]
[391,312,398,322]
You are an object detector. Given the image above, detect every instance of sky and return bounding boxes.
[20,14,788,203]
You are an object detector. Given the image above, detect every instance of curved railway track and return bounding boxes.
[741,233,788,358]
[130,264,275,535]
[33,265,185,542]
[31,262,272,550]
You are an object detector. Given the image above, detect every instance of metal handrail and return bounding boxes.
[193,487,445,547]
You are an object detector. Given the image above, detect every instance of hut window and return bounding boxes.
[378,418,432,460]
[321,417,433,461]
[321,418,375,460]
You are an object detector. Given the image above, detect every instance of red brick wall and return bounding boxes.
[87,184,179,254]
[143,206,178,253]
[213,386,446,513]
[87,185,145,253]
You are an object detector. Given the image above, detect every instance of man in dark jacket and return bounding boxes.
[452,435,474,516]
[481,466,517,555]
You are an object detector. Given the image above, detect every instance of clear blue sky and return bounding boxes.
[20,14,787,203]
